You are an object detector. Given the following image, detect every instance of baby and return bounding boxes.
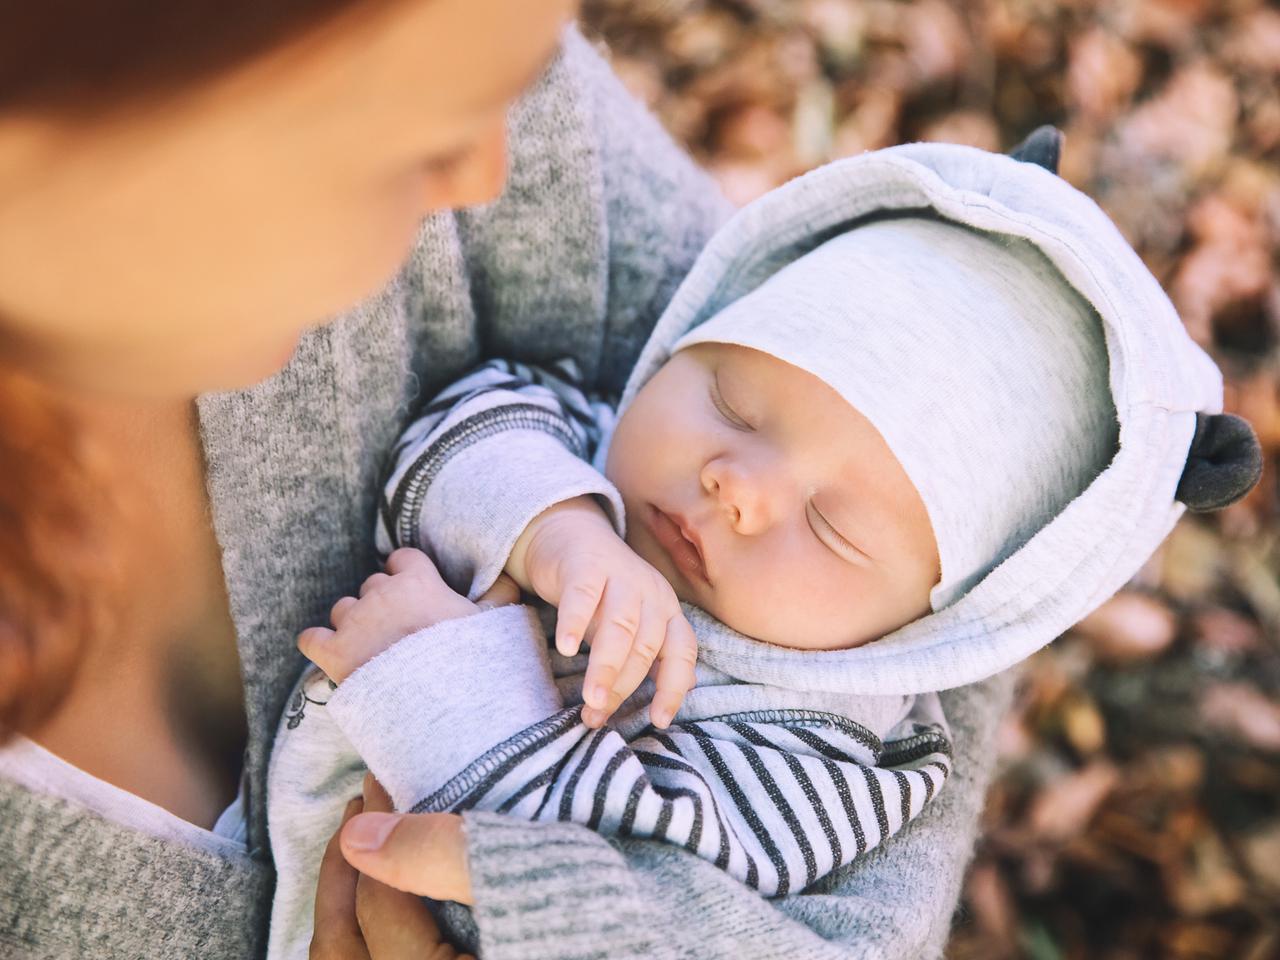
[266,134,1258,958]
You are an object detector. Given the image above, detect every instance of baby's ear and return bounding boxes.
[1008,125,1064,175]
[1176,412,1265,512]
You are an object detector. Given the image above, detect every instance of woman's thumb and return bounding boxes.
[341,811,472,904]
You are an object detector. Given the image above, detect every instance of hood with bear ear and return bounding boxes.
[598,127,1263,695]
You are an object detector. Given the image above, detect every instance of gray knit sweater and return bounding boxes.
[0,26,1014,960]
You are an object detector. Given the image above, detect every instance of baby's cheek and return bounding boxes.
[709,572,798,644]
[723,559,884,650]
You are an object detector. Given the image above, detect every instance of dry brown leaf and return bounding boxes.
[1127,744,1205,795]
[793,77,837,165]
[1244,94,1280,154]
[963,861,1019,955]
[1060,690,1108,756]
[664,9,741,68]
[1221,8,1280,74]
[1159,520,1226,602]
[832,86,902,156]
[1199,682,1280,752]
[901,0,971,87]
[1067,27,1144,124]
[1073,592,1179,664]
[1162,920,1237,959]
[919,110,1001,150]
[801,0,867,70]
[714,103,792,159]
[1239,819,1280,894]
[1191,606,1262,655]
[1171,194,1272,347]
[985,2,1057,70]
[1118,61,1238,182]
[1164,827,1247,916]
[609,55,666,109]
[1026,760,1121,844]
[1230,370,1280,456]
[1115,0,1215,50]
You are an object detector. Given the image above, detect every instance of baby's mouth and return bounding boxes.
[649,504,711,587]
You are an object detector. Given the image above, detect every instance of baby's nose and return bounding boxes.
[702,457,785,536]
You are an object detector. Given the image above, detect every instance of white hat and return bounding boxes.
[671,214,1118,611]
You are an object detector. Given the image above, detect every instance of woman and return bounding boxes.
[0,1,1014,957]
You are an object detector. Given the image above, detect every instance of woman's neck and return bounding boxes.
[26,394,247,828]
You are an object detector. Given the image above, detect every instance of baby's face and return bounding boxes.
[605,342,940,650]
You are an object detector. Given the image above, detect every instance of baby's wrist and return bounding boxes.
[508,495,615,595]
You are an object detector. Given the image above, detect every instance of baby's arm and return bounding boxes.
[376,357,623,600]
[314,574,955,895]
[378,357,695,726]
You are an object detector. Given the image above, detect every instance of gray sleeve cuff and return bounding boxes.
[325,604,563,813]
[463,813,667,960]
[415,426,625,600]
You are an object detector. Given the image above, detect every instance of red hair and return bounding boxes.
[0,0,378,113]
[0,364,123,735]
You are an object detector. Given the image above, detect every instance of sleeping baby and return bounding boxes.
[265,132,1259,958]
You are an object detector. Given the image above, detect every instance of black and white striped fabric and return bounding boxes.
[414,703,950,897]
[376,357,611,559]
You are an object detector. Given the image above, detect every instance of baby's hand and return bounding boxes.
[298,548,517,683]
[510,497,698,729]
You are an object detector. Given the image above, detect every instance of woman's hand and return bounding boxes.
[310,776,474,959]
[298,548,519,683]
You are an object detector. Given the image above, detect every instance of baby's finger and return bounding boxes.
[554,572,606,657]
[297,626,337,666]
[359,572,391,598]
[330,596,358,628]
[581,587,641,710]
[384,547,439,578]
[650,616,697,729]
[476,573,520,611]
[602,605,666,718]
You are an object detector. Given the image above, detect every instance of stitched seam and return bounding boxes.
[411,707,584,813]
[391,404,586,549]
[694,708,886,757]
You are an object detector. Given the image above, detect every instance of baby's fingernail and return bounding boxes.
[344,813,398,851]
[559,634,578,655]
[587,683,607,707]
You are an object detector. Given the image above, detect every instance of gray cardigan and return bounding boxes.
[0,26,1012,960]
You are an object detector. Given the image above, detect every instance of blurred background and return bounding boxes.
[579,3,1280,958]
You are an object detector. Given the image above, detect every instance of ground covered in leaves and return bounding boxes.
[581,3,1280,957]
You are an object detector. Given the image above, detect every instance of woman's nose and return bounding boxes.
[700,455,784,536]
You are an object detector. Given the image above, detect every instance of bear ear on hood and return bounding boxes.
[1008,124,1064,175]
[1177,412,1265,512]
[1005,125,1264,513]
